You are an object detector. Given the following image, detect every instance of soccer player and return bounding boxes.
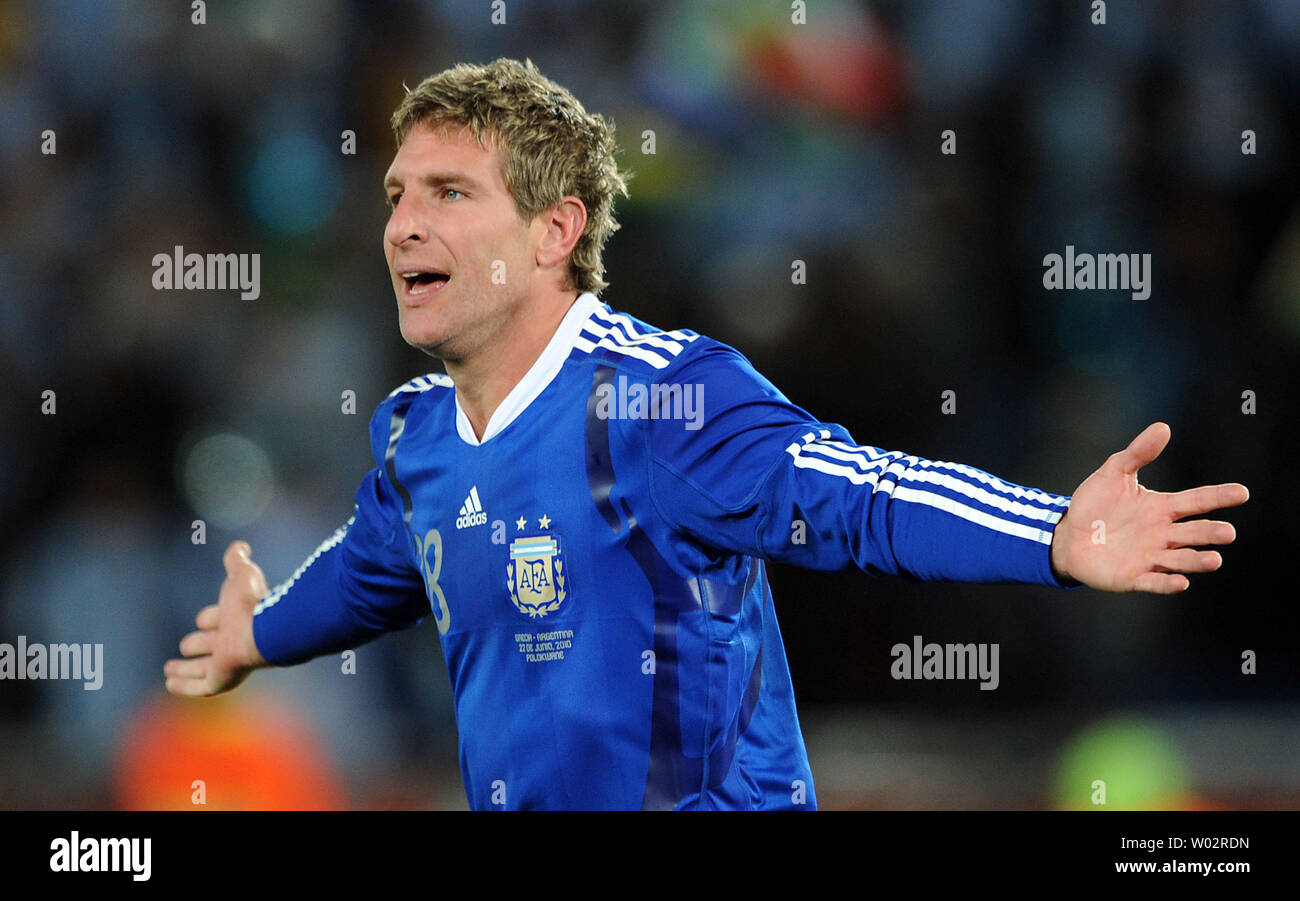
[164,59,1249,810]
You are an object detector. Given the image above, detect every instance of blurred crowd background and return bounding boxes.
[1,0,1297,810]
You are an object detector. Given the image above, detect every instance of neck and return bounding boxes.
[446,289,581,440]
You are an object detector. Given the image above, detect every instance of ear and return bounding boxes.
[534,195,587,272]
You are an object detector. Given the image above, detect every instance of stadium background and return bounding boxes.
[0,0,1296,809]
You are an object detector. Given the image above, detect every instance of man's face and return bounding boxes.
[383,123,540,360]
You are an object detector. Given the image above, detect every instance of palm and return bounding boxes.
[164,542,268,697]
[1049,423,1248,594]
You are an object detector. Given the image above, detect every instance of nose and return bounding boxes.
[384,194,427,248]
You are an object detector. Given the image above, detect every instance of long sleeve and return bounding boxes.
[252,397,431,666]
[641,342,1076,587]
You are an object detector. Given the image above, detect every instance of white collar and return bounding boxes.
[454,292,602,446]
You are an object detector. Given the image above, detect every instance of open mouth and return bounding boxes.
[398,268,451,297]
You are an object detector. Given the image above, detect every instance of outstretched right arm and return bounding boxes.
[250,465,432,665]
[164,463,431,696]
[165,387,434,696]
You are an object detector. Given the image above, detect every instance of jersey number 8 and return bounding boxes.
[414,528,452,634]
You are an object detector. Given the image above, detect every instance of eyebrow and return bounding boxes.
[383,171,486,193]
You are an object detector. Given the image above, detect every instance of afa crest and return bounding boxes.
[507,533,568,618]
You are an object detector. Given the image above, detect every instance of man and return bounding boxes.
[164,58,1248,810]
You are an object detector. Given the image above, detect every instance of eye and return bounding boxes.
[443,188,462,200]
[386,192,402,210]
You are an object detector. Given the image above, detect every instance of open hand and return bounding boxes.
[1049,422,1249,594]
[164,541,269,696]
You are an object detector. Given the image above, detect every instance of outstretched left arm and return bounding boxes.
[1048,422,1249,594]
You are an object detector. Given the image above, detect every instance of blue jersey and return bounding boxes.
[252,292,1074,810]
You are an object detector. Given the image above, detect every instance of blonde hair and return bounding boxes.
[391,58,630,294]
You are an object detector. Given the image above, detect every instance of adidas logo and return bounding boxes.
[455,485,488,530]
